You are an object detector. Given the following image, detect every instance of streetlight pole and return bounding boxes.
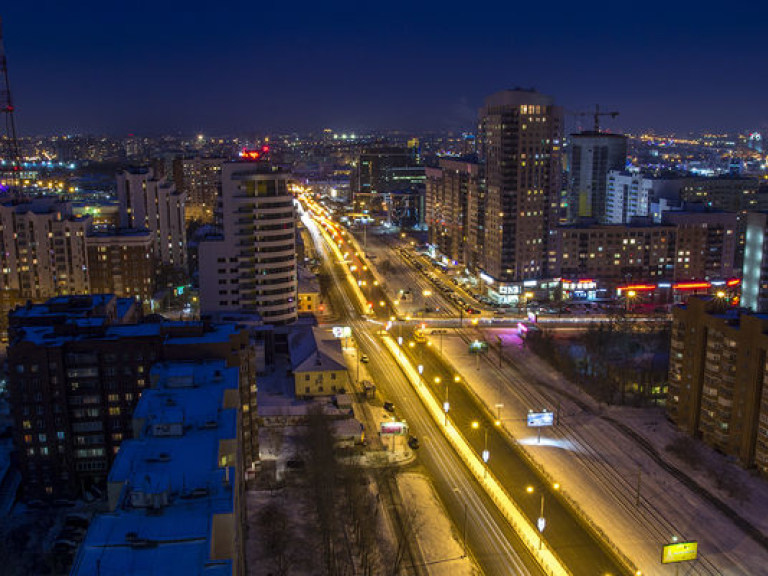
[538,493,545,550]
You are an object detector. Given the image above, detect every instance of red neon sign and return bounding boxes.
[618,284,656,292]
[673,282,710,290]
[726,278,741,287]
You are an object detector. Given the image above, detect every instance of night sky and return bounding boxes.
[3,1,767,136]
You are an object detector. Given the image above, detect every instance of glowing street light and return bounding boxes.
[526,483,560,550]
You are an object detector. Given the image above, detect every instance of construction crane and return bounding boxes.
[574,104,620,133]
[0,16,22,196]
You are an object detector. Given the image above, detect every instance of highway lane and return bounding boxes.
[306,212,545,576]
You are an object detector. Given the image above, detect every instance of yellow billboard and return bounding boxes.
[661,541,698,564]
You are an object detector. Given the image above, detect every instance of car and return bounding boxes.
[383,401,395,412]
[360,354,369,364]
[407,435,420,450]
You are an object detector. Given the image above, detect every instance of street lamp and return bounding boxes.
[526,483,559,550]
[626,289,636,312]
[436,376,449,425]
[471,421,490,477]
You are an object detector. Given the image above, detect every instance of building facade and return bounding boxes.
[425,157,482,268]
[86,229,157,302]
[478,89,563,282]
[0,198,91,299]
[568,132,627,222]
[116,167,187,268]
[172,156,223,224]
[7,295,255,501]
[552,223,676,286]
[662,211,738,282]
[667,296,768,477]
[198,162,297,324]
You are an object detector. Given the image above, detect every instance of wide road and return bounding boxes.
[305,211,546,576]
[361,230,634,576]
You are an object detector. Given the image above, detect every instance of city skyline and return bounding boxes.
[3,1,767,136]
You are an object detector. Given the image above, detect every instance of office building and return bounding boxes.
[667,296,768,478]
[478,89,563,282]
[116,167,187,268]
[198,162,297,324]
[425,157,483,268]
[568,132,627,222]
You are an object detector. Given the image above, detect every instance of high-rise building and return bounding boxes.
[172,156,223,224]
[351,146,425,226]
[0,198,91,299]
[425,157,483,268]
[667,296,768,478]
[568,132,627,222]
[741,212,768,313]
[116,167,187,268]
[478,89,563,283]
[198,162,297,324]
[605,170,686,224]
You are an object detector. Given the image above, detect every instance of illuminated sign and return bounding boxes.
[380,421,407,436]
[661,541,698,564]
[479,272,495,285]
[239,145,270,160]
[332,326,352,338]
[673,282,710,290]
[527,411,554,427]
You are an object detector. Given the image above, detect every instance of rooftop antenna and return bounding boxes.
[0,17,22,197]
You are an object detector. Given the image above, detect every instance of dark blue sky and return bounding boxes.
[3,1,767,136]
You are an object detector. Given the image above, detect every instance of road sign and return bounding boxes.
[527,411,554,427]
[537,517,546,532]
[482,449,490,463]
[661,541,698,564]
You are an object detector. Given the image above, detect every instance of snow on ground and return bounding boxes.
[397,473,480,576]
[440,329,768,575]
[339,231,768,574]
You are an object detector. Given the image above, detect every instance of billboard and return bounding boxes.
[332,326,352,338]
[527,411,554,427]
[661,541,698,564]
[380,421,407,436]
